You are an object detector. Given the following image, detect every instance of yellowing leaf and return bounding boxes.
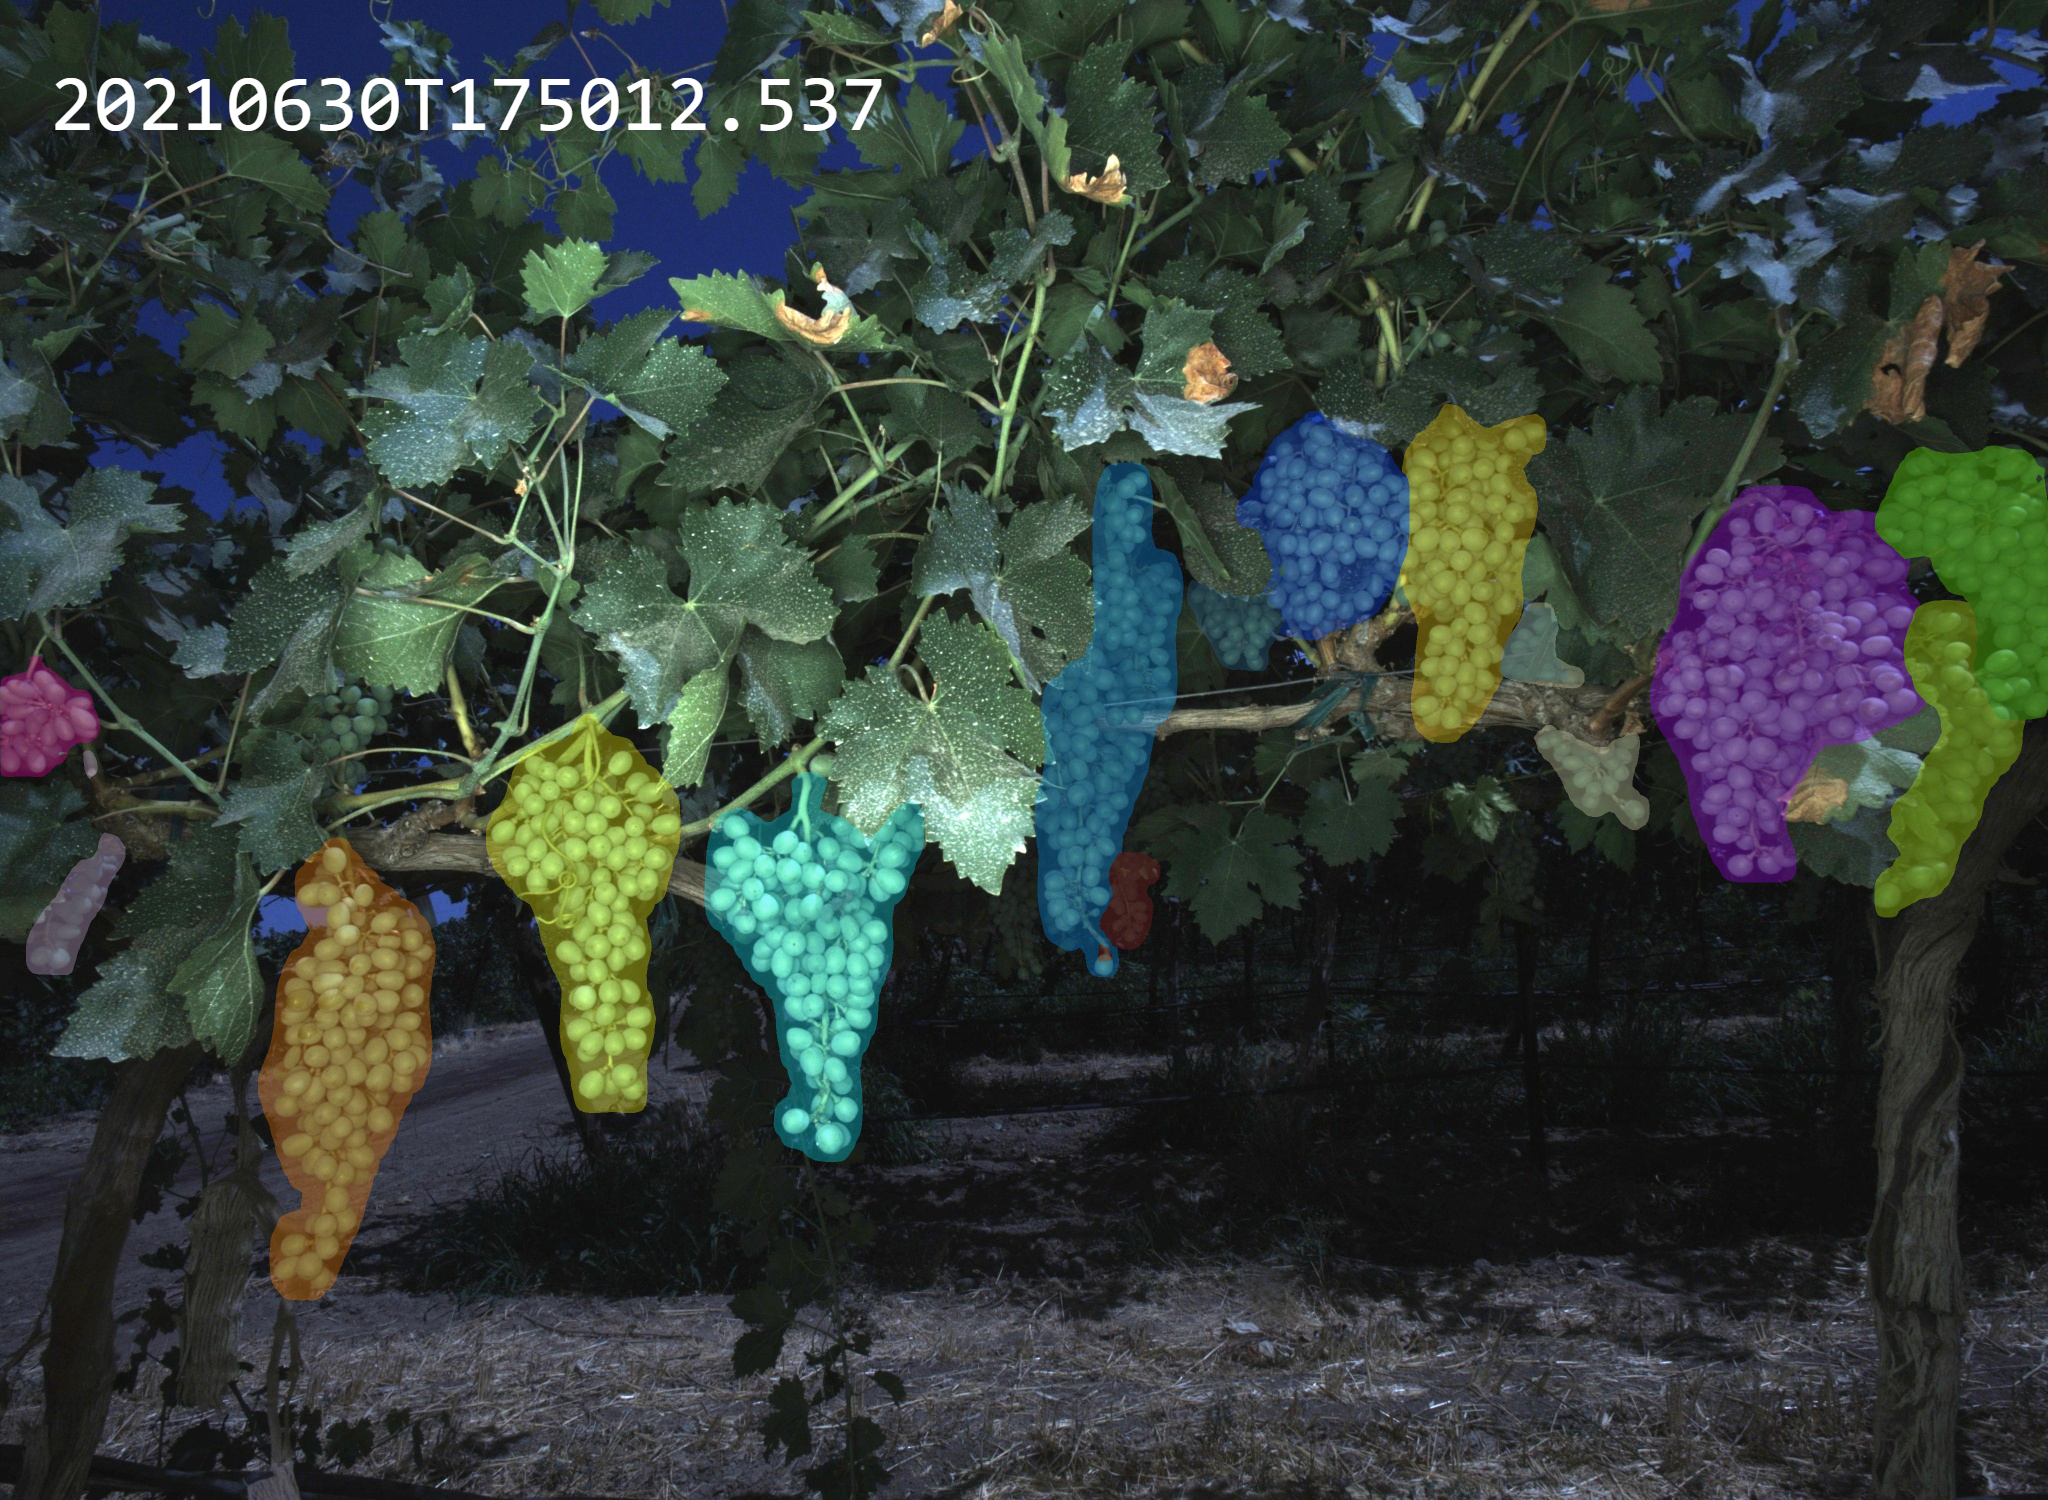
[1785,768,1851,825]
[1940,241,2006,368]
[1865,295,1942,425]
[1062,153,1129,204]
[918,0,963,46]
[1181,341,1237,404]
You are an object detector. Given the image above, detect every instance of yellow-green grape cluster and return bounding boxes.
[1402,406,1546,743]
[486,717,681,1112]
[1877,445,2048,720]
[1875,602,2023,917]
[260,840,434,1301]
[1535,726,1650,830]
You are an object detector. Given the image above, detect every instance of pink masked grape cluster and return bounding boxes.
[26,834,127,976]
[1653,487,1921,883]
[1,657,100,777]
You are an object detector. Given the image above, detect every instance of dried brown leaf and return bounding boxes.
[774,267,854,347]
[1182,342,1238,404]
[1864,295,1943,426]
[1940,241,2007,367]
[1062,154,1129,205]
[1784,768,1851,825]
[919,0,964,46]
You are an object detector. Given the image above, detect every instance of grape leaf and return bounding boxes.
[1556,801,1637,871]
[1188,86,1289,187]
[653,349,827,503]
[1791,805,1898,887]
[1501,603,1585,685]
[911,486,1092,688]
[0,780,99,943]
[1155,471,1271,596]
[574,544,733,725]
[820,613,1043,892]
[522,239,610,322]
[214,735,326,873]
[1064,40,1168,194]
[333,551,503,695]
[0,469,182,620]
[1445,776,1518,843]
[181,303,275,380]
[663,666,727,788]
[224,560,346,713]
[736,631,843,746]
[1545,270,1664,385]
[167,855,263,1065]
[217,129,329,213]
[1143,804,1303,942]
[1302,778,1400,866]
[1531,391,1772,654]
[360,329,543,489]
[281,504,371,576]
[54,827,255,1061]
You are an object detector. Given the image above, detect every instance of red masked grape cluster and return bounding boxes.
[1,657,98,777]
[1236,413,1407,641]
[1653,486,1920,882]
[1099,851,1161,955]
[1876,444,2048,720]
[706,772,923,1163]
[1038,464,1181,978]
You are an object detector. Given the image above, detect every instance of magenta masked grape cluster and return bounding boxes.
[1653,487,1921,883]
[1,657,99,778]
[26,834,126,976]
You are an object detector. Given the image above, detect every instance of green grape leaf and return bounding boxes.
[1143,804,1303,942]
[1545,270,1664,385]
[521,239,610,322]
[574,543,732,725]
[979,34,1071,182]
[1128,392,1260,459]
[360,329,543,489]
[54,827,255,1061]
[1531,391,1774,655]
[1500,603,1585,685]
[0,470,182,620]
[652,350,827,503]
[281,504,371,576]
[671,270,787,338]
[1133,300,1216,391]
[1155,471,1270,596]
[912,487,1092,688]
[181,303,275,380]
[1556,801,1636,871]
[215,735,326,874]
[663,666,728,788]
[333,552,503,695]
[735,630,844,745]
[1301,778,1400,866]
[167,855,263,1065]
[821,614,1042,892]
[1520,532,1586,632]
[0,780,100,943]
[1791,805,1898,888]
[224,560,346,712]
[802,10,892,46]
[817,535,881,602]
[217,129,329,213]
[1189,89,1289,187]
[610,339,727,441]
[1064,41,1168,195]
[1445,776,1518,844]
[1804,738,1923,824]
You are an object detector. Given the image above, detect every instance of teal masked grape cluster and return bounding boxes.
[1186,578,1281,671]
[705,773,923,1163]
[1036,464,1181,977]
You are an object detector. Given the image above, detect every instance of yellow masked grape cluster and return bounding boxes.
[260,840,434,1301]
[1402,407,1546,742]
[1875,602,2023,918]
[1535,727,1650,830]
[486,715,681,1112]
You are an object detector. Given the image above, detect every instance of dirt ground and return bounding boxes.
[4,1027,2047,1499]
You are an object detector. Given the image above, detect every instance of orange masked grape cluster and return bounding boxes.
[259,840,434,1300]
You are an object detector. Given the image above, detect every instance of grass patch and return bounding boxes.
[400,1100,749,1298]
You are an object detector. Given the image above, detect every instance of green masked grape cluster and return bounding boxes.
[1877,445,2048,720]
[705,772,923,1163]
[1875,601,2024,918]
[486,716,682,1113]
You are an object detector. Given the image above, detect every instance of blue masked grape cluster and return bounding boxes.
[1236,413,1408,641]
[1037,463,1181,978]
[1186,579,1280,670]
[705,772,923,1162]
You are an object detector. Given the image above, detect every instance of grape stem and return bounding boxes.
[41,622,226,808]
[679,739,827,844]
[1682,310,1805,566]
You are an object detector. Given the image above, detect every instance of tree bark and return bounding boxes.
[1868,720,2048,1500]
[15,1041,203,1500]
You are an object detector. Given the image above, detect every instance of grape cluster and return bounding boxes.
[1037,464,1181,978]
[1186,579,1281,671]
[306,680,395,761]
[705,772,923,1163]
[486,716,682,1113]
[1875,602,2023,918]
[260,840,434,1300]
[1,656,99,778]
[1099,851,1161,953]
[1236,413,1408,641]
[1653,486,1921,883]
[1877,445,2048,720]
[1402,406,1546,743]
[1534,727,1649,830]
[25,834,126,976]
